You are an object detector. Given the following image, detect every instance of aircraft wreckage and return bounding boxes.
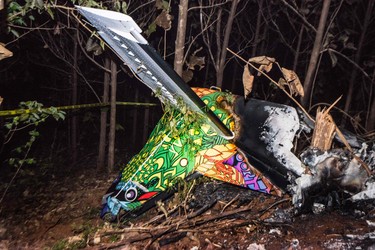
[76,6,375,221]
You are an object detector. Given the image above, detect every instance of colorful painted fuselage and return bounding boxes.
[101,88,279,218]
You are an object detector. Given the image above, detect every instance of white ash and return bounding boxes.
[260,106,305,176]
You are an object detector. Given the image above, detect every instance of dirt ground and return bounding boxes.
[1,165,375,250]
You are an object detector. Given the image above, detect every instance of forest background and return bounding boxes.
[0,0,374,197]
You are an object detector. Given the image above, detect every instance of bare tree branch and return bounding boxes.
[280,0,317,33]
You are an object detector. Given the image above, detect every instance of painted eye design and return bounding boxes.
[124,188,137,202]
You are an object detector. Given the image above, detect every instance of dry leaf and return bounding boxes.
[257,63,273,76]
[278,67,304,97]
[182,69,193,83]
[85,37,103,56]
[242,64,254,98]
[155,10,173,31]
[248,56,275,65]
[0,43,13,61]
[53,23,61,35]
[186,55,205,70]
[247,56,275,76]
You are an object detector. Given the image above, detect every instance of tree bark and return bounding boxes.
[174,0,189,77]
[142,94,151,143]
[367,93,375,132]
[131,88,139,148]
[0,0,5,35]
[251,0,264,58]
[366,68,375,132]
[97,57,110,173]
[216,0,239,88]
[342,0,374,126]
[71,29,78,166]
[215,7,222,72]
[293,25,304,72]
[107,60,117,171]
[301,0,331,108]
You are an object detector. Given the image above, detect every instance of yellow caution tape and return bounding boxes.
[0,101,158,117]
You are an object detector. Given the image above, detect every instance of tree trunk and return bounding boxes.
[142,94,151,143]
[131,88,139,148]
[71,29,78,166]
[342,0,374,126]
[230,61,238,93]
[251,0,264,58]
[97,57,110,172]
[107,60,117,171]
[258,21,268,56]
[216,0,239,88]
[174,0,189,77]
[0,0,5,35]
[293,25,304,72]
[366,68,375,131]
[367,93,375,132]
[215,7,222,73]
[301,0,331,108]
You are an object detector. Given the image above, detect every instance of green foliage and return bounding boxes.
[48,216,99,249]
[6,0,55,37]
[144,22,157,37]
[74,0,103,8]
[50,240,69,250]
[4,101,66,168]
[113,0,127,13]
[71,222,98,248]
[108,234,120,243]
[155,0,170,12]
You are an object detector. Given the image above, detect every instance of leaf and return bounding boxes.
[29,130,39,137]
[144,22,157,37]
[53,23,61,35]
[155,10,173,31]
[115,123,124,131]
[31,112,40,120]
[155,0,169,11]
[0,43,13,60]
[5,123,12,129]
[46,7,54,19]
[10,28,20,38]
[344,42,356,50]
[113,0,121,12]
[182,69,193,83]
[8,2,22,11]
[8,158,15,166]
[57,111,66,120]
[257,63,273,76]
[121,2,128,13]
[26,158,36,164]
[247,56,275,76]
[328,49,337,67]
[85,37,102,55]
[186,55,205,70]
[242,64,254,98]
[35,0,44,9]
[278,67,304,97]
[248,56,275,65]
